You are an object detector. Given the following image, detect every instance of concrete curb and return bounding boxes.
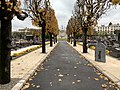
[11,43,58,90]
[67,42,120,88]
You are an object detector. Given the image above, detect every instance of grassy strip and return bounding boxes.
[11,42,50,57]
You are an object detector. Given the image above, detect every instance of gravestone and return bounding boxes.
[95,42,106,62]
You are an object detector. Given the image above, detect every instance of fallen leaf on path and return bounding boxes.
[104,77,109,81]
[99,74,104,79]
[58,79,62,82]
[36,85,40,88]
[72,82,75,84]
[67,74,69,76]
[57,69,60,71]
[41,67,44,70]
[88,77,91,79]
[29,78,32,81]
[22,83,30,89]
[74,75,76,77]
[50,82,52,86]
[102,84,107,88]
[31,83,36,87]
[45,59,48,62]
[74,66,77,69]
[77,80,81,83]
[34,72,37,76]
[87,63,92,67]
[94,78,99,81]
[96,72,101,75]
[45,69,48,71]
[58,74,64,77]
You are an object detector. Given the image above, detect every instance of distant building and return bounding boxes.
[12,27,41,40]
[95,23,120,41]
[18,27,41,36]
[57,30,67,39]
[95,23,120,35]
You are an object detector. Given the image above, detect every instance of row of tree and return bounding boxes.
[25,0,59,52]
[66,0,120,53]
[0,0,59,84]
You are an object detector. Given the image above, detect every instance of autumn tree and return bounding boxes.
[24,0,50,53]
[66,24,71,42]
[66,15,82,46]
[0,0,28,84]
[111,0,120,4]
[72,16,82,46]
[74,0,112,53]
[66,18,73,44]
[52,16,59,44]
[45,7,59,46]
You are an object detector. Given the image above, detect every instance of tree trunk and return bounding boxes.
[0,19,11,84]
[67,35,70,42]
[41,21,46,53]
[53,36,56,44]
[49,33,53,47]
[83,27,88,53]
[56,36,57,43]
[71,34,72,44]
[73,32,76,46]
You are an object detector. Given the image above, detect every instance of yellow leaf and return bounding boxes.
[22,83,30,89]
[112,0,120,4]
[99,74,104,79]
[6,2,12,6]
[87,63,92,67]
[94,78,99,81]
[14,6,18,11]
[2,7,5,9]
[102,84,107,88]
[7,8,12,11]
[104,77,109,81]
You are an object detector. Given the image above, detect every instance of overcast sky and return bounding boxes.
[12,0,120,31]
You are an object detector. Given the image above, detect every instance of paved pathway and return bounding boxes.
[22,41,117,90]
[68,42,120,88]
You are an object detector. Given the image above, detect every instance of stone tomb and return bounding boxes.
[95,42,106,62]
